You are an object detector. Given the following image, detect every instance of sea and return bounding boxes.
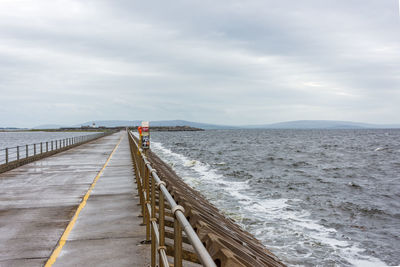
[149,129,400,267]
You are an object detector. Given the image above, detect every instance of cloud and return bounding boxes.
[0,0,399,127]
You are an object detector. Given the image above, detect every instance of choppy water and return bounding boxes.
[149,129,400,267]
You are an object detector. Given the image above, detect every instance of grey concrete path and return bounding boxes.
[0,131,149,267]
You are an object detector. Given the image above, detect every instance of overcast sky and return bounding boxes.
[1,0,399,127]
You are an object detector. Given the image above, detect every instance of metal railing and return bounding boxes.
[0,132,109,166]
[128,130,216,267]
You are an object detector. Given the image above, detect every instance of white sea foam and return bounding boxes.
[151,141,223,189]
[150,140,388,267]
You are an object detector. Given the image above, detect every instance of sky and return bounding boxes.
[0,0,399,128]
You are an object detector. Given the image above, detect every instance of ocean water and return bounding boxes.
[149,129,400,267]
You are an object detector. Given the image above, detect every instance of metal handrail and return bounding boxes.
[0,132,109,165]
[128,130,216,267]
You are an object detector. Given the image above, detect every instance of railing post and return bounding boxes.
[17,146,20,160]
[46,142,48,152]
[34,144,36,155]
[159,184,166,267]
[151,173,156,267]
[51,141,53,150]
[174,217,183,267]
[145,162,150,241]
[5,148,8,164]
[26,145,28,158]
[40,142,43,154]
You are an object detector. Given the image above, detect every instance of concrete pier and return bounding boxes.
[0,132,149,266]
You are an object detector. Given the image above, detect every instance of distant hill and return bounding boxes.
[244,120,400,129]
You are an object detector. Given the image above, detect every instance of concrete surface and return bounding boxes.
[0,132,149,266]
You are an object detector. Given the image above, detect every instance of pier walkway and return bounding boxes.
[0,131,149,266]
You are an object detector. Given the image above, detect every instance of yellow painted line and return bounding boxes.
[44,134,124,267]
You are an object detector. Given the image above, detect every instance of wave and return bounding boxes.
[150,140,388,267]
